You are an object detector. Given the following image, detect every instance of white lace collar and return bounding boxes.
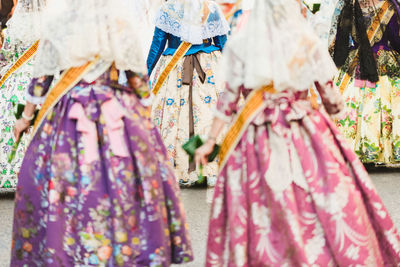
[155,0,230,45]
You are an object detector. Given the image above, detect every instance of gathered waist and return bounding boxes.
[251,90,313,126]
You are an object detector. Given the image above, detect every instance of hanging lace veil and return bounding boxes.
[219,0,337,91]
[306,0,339,45]
[33,0,147,77]
[132,0,164,58]
[6,0,45,45]
[154,0,230,45]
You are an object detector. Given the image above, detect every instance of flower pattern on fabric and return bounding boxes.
[166,98,175,106]
[336,75,400,164]
[11,70,193,266]
[0,34,34,193]
[0,32,28,74]
[333,3,400,165]
[206,86,400,266]
[150,52,225,187]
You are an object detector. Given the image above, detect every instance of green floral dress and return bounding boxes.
[0,30,34,192]
[333,2,400,166]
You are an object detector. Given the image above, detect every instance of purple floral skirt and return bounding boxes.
[11,81,193,266]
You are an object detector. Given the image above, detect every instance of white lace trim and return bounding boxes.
[25,91,46,105]
[33,0,147,77]
[6,0,45,45]
[155,0,230,45]
[219,0,337,92]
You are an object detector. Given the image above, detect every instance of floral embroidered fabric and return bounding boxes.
[0,31,35,193]
[207,82,400,266]
[151,52,225,187]
[11,70,193,265]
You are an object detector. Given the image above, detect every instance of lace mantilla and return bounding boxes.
[6,0,45,45]
[155,0,230,45]
[219,0,337,92]
[306,0,338,45]
[33,0,147,77]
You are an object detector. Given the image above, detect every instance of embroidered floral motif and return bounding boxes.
[166,98,175,106]
[0,36,34,193]
[336,75,400,164]
[151,52,225,186]
[11,71,193,265]
[207,85,400,265]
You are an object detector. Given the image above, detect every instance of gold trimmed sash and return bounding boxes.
[337,1,393,94]
[218,85,275,170]
[152,42,192,95]
[32,59,97,137]
[0,40,39,88]
[152,4,231,96]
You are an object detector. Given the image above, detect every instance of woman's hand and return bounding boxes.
[195,139,216,166]
[14,118,30,142]
[195,117,227,166]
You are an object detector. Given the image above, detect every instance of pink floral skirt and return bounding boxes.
[206,91,400,266]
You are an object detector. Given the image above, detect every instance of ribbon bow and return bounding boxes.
[69,98,129,164]
[262,91,312,133]
[182,54,207,172]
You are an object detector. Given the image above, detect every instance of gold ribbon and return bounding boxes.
[218,85,275,169]
[152,41,192,95]
[337,1,393,94]
[32,59,97,137]
[152,1,235,96]
[309,86,319,109]
[0,40,39,88]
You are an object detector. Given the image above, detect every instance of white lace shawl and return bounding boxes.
[33,0,147,77]
[306,0,339,45]
[6,0,45,46]
[218,0,337,92]
[154,0,230,45]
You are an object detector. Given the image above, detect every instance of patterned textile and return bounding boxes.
[333,3,400,165]
[0,31,27,75]
[151,52,225,187]
[11,70,193,266]
[0,33,34,193]
[206,87,400,266]
[336,74,400,165]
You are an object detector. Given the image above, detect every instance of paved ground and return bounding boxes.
[0,194,13,267]
[0,170,399,266]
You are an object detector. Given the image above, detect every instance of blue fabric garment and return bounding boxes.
[146,27,227,75]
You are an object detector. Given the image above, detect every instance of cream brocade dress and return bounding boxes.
[151,51,225,186]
